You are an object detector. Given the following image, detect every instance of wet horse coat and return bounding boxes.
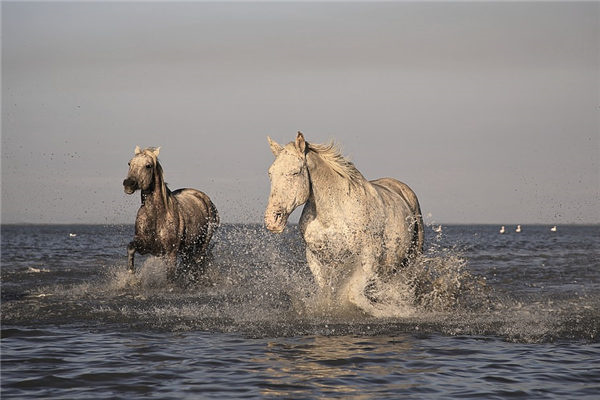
[123,146,219,280]
[265,133,423,312]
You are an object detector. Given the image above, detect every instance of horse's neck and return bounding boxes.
[141,172,172,214]
[306,152,365,220]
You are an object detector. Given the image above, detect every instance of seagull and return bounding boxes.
[499,226,505,234]
[433,225,442,233]
[516,225,522,233]
[69,233,77,237]
[550,226,557,232]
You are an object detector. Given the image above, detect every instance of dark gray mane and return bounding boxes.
[141,148,174,213]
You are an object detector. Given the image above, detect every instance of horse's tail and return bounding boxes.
[206,197,220,242]
[396,182,424,258]
[410,197,424,256]
[193,191,219,247]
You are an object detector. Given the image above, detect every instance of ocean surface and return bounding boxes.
[1,223,599,399]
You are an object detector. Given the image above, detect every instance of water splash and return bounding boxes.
[70,222,488,324]
[3,224,597,342]
[105,258,170,292]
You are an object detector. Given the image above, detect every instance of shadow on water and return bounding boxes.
[1,224,599,343]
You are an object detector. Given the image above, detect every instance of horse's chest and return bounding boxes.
[135,209,179,253]
[301,220,359,264]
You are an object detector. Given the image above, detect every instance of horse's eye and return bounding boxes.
[145,164,152,169]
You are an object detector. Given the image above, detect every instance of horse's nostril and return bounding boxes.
[123,178,138,192]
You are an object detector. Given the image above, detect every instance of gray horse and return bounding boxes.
[265,132,423,314]
[123,146,219,281]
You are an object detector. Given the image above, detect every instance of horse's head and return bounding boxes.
[123,146,160,194]
[265,132,311,233]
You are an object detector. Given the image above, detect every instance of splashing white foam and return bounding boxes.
[54,223,489,334]
[104,258,169,293]
[298,252,485,319]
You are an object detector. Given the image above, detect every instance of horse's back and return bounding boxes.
[370,178,420,216]
[370,178,424,254]
[173,188,220,240]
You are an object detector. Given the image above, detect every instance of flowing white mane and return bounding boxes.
[307,141,364,184]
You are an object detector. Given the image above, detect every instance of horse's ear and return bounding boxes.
[135,146,142,155]
[295,131,307,155]
[268,136,283,157]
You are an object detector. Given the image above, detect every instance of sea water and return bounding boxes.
[2,224,599,398]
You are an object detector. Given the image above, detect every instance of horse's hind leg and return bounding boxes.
[127,242,136,273]
[188,237,211,282]
[345,254,382,314]
[306,250,328,290]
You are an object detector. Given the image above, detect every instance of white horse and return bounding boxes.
[265,132,424,312]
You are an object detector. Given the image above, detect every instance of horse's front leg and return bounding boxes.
[127,241,136,273]
[165,251,179,282]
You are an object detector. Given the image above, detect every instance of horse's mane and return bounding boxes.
[142,148,174,212]
[307,141,364,184]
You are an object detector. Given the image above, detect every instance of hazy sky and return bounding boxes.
[2,1,598,225]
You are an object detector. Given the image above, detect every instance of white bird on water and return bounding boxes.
[551,226,557,232]
[516,225,522,233]
[433,225,442,233]
[499,226,505,234]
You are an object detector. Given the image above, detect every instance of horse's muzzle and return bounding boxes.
[123,178,138,194]
[265,210,288,233]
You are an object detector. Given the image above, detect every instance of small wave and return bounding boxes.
[26,267,50,274]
